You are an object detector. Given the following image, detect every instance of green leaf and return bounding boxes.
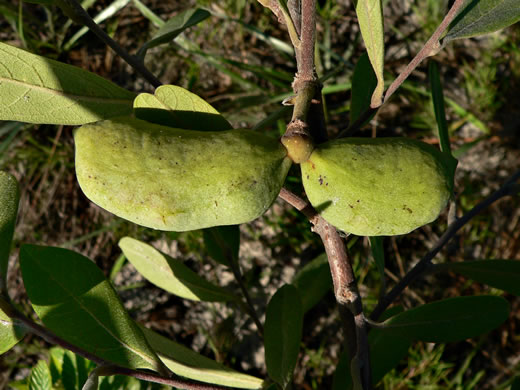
[119,237,236,302]
[140,325,264,389]
[368,327,411,384]
[0,42,135,125]
[428,61,451,155]
[331,349,352,390]
[439,260,520,296]
[292,253,332,313]
[444,0,520,43]
[264,284,303,389]
[137,8,211,58]
[133,84,232,131]
[29,360,52,390]
[0,171,19,293]
[0,296,26,354]
[349,52,378,125]
[203,225,240,267]
[19,245,166,373]
[512,376,520,390]
[354,0,385,107]
[385,296,510,342]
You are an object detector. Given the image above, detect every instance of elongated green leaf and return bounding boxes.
[444,0,520,43]
[133,84,232,131]
[439,260,520,296]
[137,8,210,58]
[368,327,411,384]
[350,52,377,125]
[29,360,52,390]
[0,297,26,354]
[0,171,19,293]
[264,284,303,389]
[0,42,135,125]
[140,326,264,389]
[429,61,451,155]
[385,296,509,342]
[512,376,520,390]
[19,245,166,373]
[203,225,240,267]
[119,237,236,302]
[354,0,385,107]
[292,253,332,313]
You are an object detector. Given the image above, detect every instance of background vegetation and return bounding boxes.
[0,0,519,388]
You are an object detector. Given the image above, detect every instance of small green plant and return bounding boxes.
[1,1,520,390]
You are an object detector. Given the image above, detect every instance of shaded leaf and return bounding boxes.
[429,61,451,155]
[354,0,385,107]
[369,327,411,384]
[0,171,19,292]
[29,360,52,390]
[331,350,352,390]
[350,52,377,125]
[512,376,520,390]
[119,237,236,302]
[133,84,232,131]
[137,8,211,58]
[292,253,332,313]
[0,297,26,354]
[203,225,240,267]
[140,326,264,389]
[264,284,303,388]
[19,245,166,373]
[439,260,520,296]
[0,42,135,125]
[444,0,520,43]
[385,296,509,342]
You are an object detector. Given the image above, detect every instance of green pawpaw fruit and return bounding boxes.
[74,117,291,231]
[301,137,454,236]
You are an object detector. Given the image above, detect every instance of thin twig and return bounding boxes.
[230,263,264,336]
[296,0,316,83]
[383,0,465,103]
[60,0,162,88]
[370,169,520,321]
[278,188,372,390]
[8,305,230,390]
[338,0,466,138]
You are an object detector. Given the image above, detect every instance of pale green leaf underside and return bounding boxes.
[0,299,26,354]
[354,0,385,107]
[444,0,520,42]
[141,326,264,389]
[133,84,232,131]
[19,245,165,372]
[119,237,236,302]
[29,360,52,390]
[0,42,135,125]
[0,171,19,293]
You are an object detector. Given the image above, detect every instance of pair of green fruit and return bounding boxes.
[74,117,454,236]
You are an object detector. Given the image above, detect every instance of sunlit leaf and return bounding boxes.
[29,360,52,390]
[444,0,520,43]
[133,84,232,131]
[354,0,385,107]
[203,225,240,267]
[19,245,166,373]
[265,284,303,389]
[140,326,264,389]
[0,42,135,125]
[0,297,26,354]
[292,253,332,313]
[119,237,236,302]
[137,8,211,58]
[385,296,509,342]
[439,260,520,296]
[0,171,19,292]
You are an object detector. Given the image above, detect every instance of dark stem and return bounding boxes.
[7,305,230,390]
[230,262,264,336]
[370,168,520,321]
[61,0,162,88]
